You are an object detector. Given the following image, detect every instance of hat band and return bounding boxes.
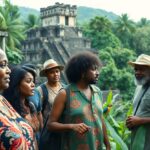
[45,63,59,70]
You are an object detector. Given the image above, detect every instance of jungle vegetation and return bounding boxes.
[1,1,150,149]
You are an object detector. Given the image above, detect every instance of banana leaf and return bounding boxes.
[105,119,128,150]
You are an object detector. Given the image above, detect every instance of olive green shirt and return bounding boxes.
[132,84,150,150]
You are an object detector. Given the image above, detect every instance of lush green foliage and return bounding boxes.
[137,18,150,27]
[98,47,136,100]
[0,1,40,64]
[82,16,121,49]
[24,14,41,31]
[6,48,23,64]
[1,2,150,149]
[0,0,25,64]
[113,14,136,48]
[132,26,150,55]
[82,15,136,100]
[19,7,40,21]
[103,91,132,149]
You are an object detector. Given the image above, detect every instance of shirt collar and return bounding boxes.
[70,84,99,93]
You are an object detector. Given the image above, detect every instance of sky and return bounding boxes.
[0,0,150,21]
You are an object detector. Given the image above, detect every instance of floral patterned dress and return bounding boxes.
[0,95,36,150]
[61,84,104,150]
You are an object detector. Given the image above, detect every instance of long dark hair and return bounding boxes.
[3,67,34,117]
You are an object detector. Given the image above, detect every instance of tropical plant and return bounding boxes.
[132,26,150,55]
[82,16,121,50]
[24,14,40,31]
[137,18,150,27]
[98,47,136,100]
[6,48,23,64]
[103,91,132,150]
[0,0,25,64]
[114,14,136,48]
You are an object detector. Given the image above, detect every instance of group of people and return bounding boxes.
[0,47,150,150]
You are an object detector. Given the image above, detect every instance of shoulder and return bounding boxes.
[54,88,67,103]
[37,83,46,91]
[144,86,150,98]
[36,83,47,97]
[61,82,68,88]
[36,85,42,94]
[0,95,13,108]
[57,88,67,97]
[90,85,103,100]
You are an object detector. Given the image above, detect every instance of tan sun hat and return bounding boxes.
[40,59,64,77]
[128,54,150,67]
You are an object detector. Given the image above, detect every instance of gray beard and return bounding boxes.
[134,76,150,86]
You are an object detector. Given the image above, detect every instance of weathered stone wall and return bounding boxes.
[40,2,77,27]
[21,3,93,83]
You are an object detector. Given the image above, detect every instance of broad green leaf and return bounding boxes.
[106,90,113,106]
[105,119,128,150]
[127,105,133,117]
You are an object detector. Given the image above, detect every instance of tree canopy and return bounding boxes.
[0,0,24,64]
[82,16,121,50]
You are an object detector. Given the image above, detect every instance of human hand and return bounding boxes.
[126,116,142,129]
[71,123,91,134]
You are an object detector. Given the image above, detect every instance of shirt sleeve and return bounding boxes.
[0,126,29,149]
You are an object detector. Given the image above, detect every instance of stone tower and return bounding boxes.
[22,2,93,82]
[40,2,77,27]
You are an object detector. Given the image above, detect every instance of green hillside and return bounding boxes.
[19,7,40,21]
[77,6,118,23]
[19,6,118,23]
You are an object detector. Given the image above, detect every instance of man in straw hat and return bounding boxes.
[126,54,150,150]
[37,59,66,123]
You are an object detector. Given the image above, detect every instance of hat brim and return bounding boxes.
[128,61,150,67]
[40,65,64,77]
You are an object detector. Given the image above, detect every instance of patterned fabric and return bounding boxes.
[61,84,104,150]
[0,95,36,150]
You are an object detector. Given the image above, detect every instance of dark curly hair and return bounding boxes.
[65,51,102,83]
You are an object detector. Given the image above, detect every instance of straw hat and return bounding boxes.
[128,54,150,67]
[40,59,64,77]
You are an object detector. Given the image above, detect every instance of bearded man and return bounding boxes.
[126,54,150,150]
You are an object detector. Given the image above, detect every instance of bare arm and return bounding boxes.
[47,89,72,131]
[102,117,111,150]
[47,89,90,134]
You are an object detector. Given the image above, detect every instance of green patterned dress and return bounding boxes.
[61,84,104,150]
